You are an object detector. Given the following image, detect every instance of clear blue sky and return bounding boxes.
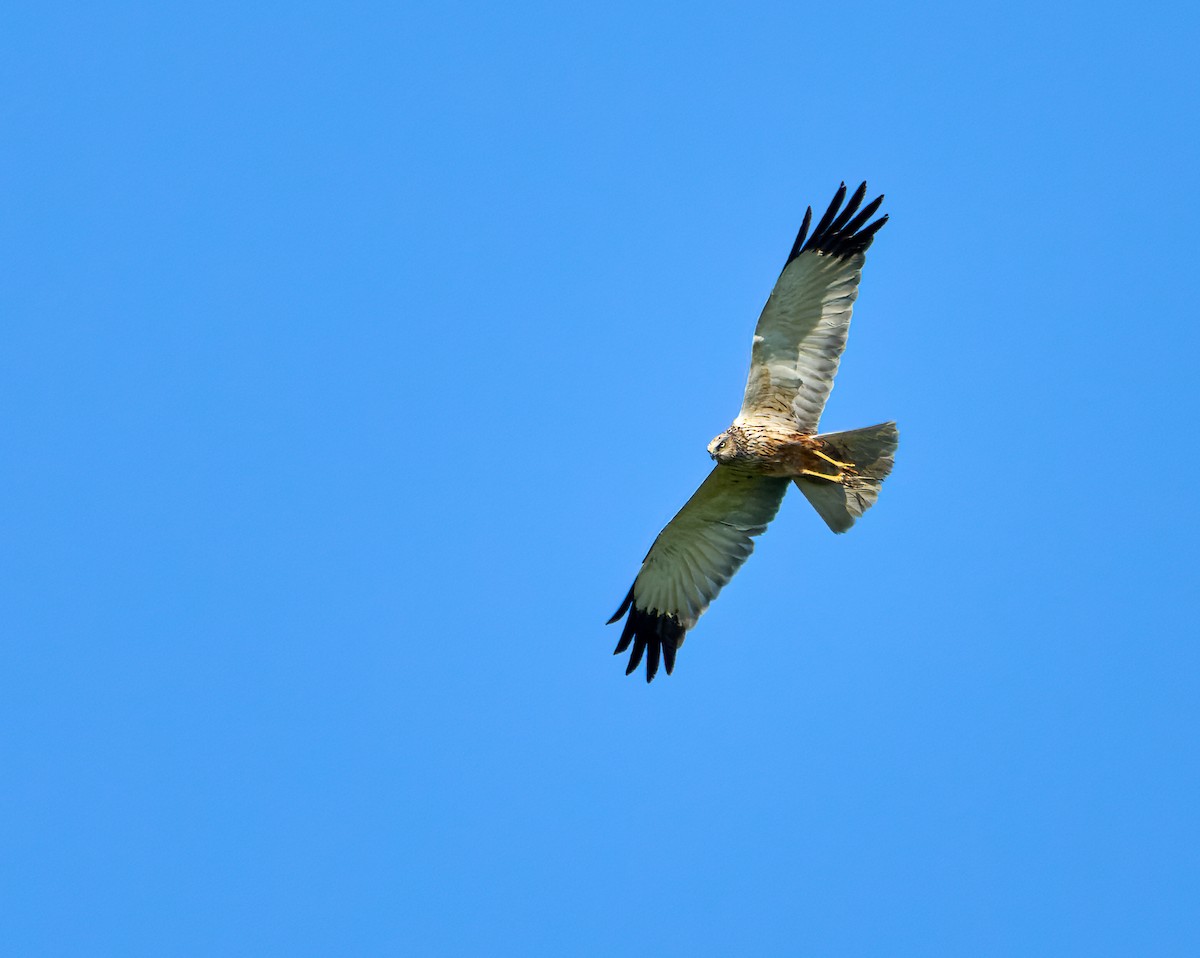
[4,2,1199,954]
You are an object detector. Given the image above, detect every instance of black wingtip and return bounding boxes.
[606,586,635,625]
[784,181,887,267]
[624,636,646,675]
[661,639,677,675]
[827,181,867,235]
[645,639,661,683]
[607,588,687,683]
[786,206,813,264]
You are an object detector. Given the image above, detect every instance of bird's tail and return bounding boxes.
[794,421,897,534]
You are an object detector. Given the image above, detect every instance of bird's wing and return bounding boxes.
[739,182,887,433]
[608,466,789,682]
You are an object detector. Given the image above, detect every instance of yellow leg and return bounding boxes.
[800,468,845,483]
[813,448,856,470]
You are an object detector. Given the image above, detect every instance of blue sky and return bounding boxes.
[4,2,1199,954]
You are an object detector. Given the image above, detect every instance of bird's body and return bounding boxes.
[709,419,841,477]
[608,182,897,682]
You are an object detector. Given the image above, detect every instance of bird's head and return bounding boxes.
[708,427,747,464]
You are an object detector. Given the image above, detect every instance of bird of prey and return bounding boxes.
[608,181,897,682]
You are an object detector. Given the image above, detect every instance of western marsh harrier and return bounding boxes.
[609,182,897,682]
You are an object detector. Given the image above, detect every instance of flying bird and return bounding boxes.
[608,181,897,682]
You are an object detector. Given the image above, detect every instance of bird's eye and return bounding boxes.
[718,440,727,451]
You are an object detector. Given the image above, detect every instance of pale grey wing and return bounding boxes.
[608,466,789,682]
[739,182,887,434]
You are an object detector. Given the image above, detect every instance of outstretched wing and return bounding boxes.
[608,467,789,682]
[739,182,887,433]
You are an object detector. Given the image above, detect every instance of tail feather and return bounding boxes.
[795,421,897,533]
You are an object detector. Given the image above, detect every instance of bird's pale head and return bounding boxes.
[708,427,747,463]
